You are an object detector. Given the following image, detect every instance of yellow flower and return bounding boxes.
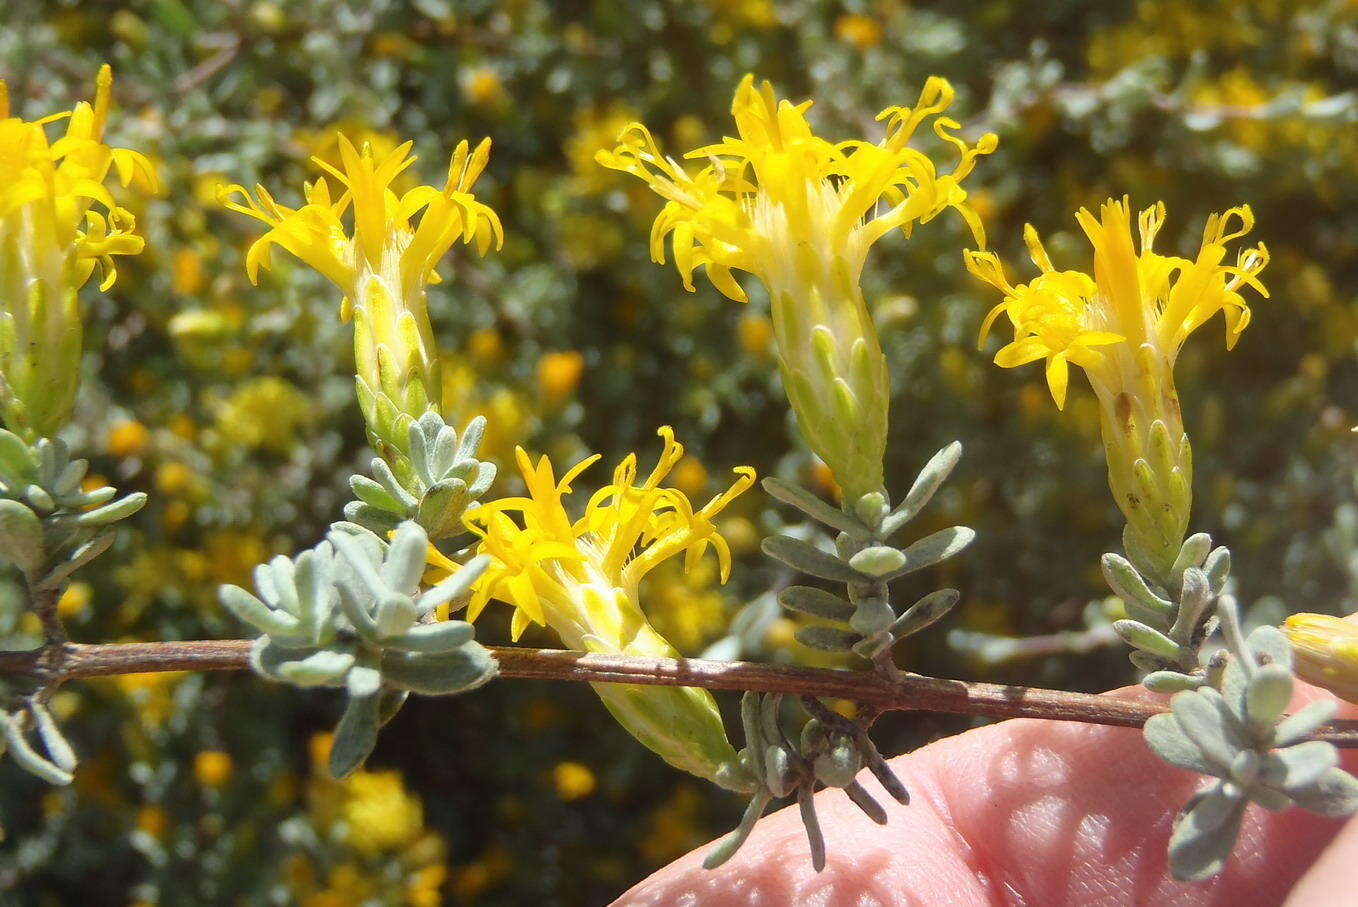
[57,582,91,617]
[1284,613,1358,704]
[599,75,995,502]
[193,750,234,788]
[0,66,157,438]
[213,375,313,454]
[337,770,425,854]
[966,199,1268,573]
[435,427,755,787]
[834,13,882,49]
[551,761,597,800]
[967,199,1268,409]
[220,136,501,458]
[105,418,150,457]
[536,350,585,403]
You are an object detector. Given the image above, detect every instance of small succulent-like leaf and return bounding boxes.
[0,499,43,573]
[889,588,960,641]
[374,593,419,639]
[71,491,147,526]
[1169,568,1213,643]
[416,478,470,538]
[1245,625,1292,671]
[1,711,73,785]
[329,693,381,778]
[343,501,403,533]
[1273,699,1338,747]
[882,441,961,535]
[777,586,855,622]
[383,523,429,594]
[385,620,476,654]
[1170,533,1212,583]
[454,416,487,465]
[761,477,863,535]
[277,650,356,686]
[350,475,406,514]
[31,701,76,773]
[417,555,489,614]
[1170,689,1247,770]
[1244,663,1294,730]
[1142,671,1202,693]
[844,781,888,825]
[1288,767,1358,817]
[380,644,497,695]
[795,625,860,652]
[703,791,771,870]
[893,527,974,577]
[1202,547,1231,593]
[1114,619,1182,661]
[1101,553,1173,624]
[847,545,905,577]
[1261,740,1339,792]
[35,531,114,590]
[811,738,860,789]
[220,585,300,636]
[1143,713,1216,775]
[761,536,864,583]
[797,787,826,873]
[1168,782,1246,882]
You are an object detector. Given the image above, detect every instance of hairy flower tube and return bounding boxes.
[965,200,1268,576]
[598,76,996,505]
[1284,613,1358,705]
[431,427,756,788]
[219,136,502,461]
[0,66,157,439]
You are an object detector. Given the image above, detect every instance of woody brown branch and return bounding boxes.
[3,639,1357,746]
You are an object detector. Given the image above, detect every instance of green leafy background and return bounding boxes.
[2,0,1356,903]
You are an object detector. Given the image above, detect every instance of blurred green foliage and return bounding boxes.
[2,0,1357,902]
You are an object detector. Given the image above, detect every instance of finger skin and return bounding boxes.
[617,687,1358,906]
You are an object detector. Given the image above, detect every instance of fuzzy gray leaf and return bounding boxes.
[380,644,497,695]
[889,588,960,640]
[329,693,381,778]
[1262,741,1339,792]
[1143,713,1216,775]
[777,586,855,622]
[1168,783,1246,882]
[761,535,863,583]
[0,499,43,574]
[385,620,476,654]
[1289,767,1358,817]
[761,477,863,535]
[882,441,961,535]
[892,527,974,577]
[1274,700,1338,747]
[795,625,860,652]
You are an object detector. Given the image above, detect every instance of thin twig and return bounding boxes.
[2,639,1356,746]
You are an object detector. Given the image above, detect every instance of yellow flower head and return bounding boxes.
[965,198,1269,410]
[220,135,503,457]
[1284,613,1358,705]
[219,135,501,303]
[431,427,755,788]
[446,426,754,642]
[0,65,157,291]
[598,74,996,303]
[0,66,157,438]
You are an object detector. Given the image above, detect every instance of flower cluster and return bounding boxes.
[0,66,157,438]
[967,200,1269,573]
[600,75,996,502]
[431,427,756,786]
[219,137,502,459]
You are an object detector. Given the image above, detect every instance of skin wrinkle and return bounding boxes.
[616,686,1358,906]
